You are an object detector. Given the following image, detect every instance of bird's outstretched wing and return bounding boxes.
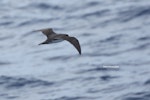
[33,28,56,37]
[55,35,81,55]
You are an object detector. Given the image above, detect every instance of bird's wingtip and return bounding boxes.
[78,49,81,55]
[32,29,41,32]
[79,51,82,55]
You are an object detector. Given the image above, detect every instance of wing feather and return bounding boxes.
[56,35,81,54]
[33,28,55,37]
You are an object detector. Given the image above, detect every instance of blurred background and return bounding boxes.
[0,0,150,100]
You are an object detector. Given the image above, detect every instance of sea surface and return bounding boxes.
[0,0,150,100]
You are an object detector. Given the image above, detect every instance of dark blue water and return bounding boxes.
[0,0,150,100]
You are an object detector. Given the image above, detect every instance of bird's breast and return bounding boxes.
[50,39,64,43]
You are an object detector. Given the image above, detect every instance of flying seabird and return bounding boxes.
[33,28,81,55]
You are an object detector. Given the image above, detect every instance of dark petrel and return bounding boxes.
[33,28,81,55]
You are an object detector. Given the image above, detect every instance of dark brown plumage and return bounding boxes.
[33,28,81,55]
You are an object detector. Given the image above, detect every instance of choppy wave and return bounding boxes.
[0,76,54,89]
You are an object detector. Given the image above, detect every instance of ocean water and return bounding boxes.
[0,0,150,100]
